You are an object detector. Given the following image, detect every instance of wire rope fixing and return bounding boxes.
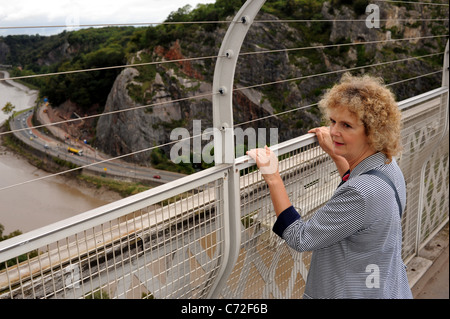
[208,0,266,298]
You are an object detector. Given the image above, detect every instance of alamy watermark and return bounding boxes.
[169,120,278,165]
[365,264,380,289]
[366,4,380,29]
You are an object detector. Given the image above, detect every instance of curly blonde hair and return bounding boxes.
[318,73,402,163]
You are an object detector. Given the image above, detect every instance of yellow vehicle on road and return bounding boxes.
[68,147,83,156]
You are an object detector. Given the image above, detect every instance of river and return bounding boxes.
[0,72,120,235]
[0,71,38,126]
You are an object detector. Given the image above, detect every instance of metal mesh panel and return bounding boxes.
[0,176,226,299]
[417,93,449,246]
[420,138,449,243]
[398,92,449,261]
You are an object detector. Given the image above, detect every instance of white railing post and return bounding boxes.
[442,41,449,88]
[208,0,267,298]
[415,40,449,255]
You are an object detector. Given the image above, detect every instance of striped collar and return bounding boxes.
[348,152,388,179]
[338,152,388,188]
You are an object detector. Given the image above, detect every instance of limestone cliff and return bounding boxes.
[95,39,286,164]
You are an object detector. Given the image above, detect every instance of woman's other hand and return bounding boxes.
[308,127,334,156]
[308,126,349,177]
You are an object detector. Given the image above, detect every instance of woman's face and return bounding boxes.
[328,105,376,170]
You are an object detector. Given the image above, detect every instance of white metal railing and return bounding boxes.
[0,165,230,298]
[0,0,448,299]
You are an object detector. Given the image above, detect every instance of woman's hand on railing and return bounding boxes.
[308,126,335,155]
[247,145,292,216]
[246,145,280,184]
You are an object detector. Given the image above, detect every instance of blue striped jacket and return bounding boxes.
[273,152,413,299]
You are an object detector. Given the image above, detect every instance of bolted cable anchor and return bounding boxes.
[218,87,227,95]
[220,123,229,131]
[241,15,250,25]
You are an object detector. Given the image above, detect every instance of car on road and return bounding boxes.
[153,175,161,179]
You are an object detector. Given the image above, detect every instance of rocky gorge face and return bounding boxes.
[95,36,281,165]
[95,63,216,164]
[95,12,318,165]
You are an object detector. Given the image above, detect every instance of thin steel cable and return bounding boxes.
[1,16,446,31]
[239,35,448,58]
[0,50,443,139]
[234,52,444,92]
[0,20,236,31]
[253,18,448,23]
[234,70,443,128]
[0,91,218,137]
[0,54,226,82]
[385,70,443,86]
[234,102,319,128]
[374,0,449,6]
[0,131,204,192]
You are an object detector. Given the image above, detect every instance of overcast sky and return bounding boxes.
[0,0,216,36]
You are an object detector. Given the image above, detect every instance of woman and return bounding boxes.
[247,73,413,299]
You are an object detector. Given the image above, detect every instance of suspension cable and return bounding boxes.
[234,70,443,128]
[0,54,226,82]
[235,102,319,128]
[234,52,444,93]
[1,16,446,32]
[0,91,218,137]
[0,132,204,193]
[374,0,449,6]
[253,18,448,23]
[0,20,235,32]
[239,35,448,58]
[386,70,443,86]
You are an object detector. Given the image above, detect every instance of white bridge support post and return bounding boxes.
[208,0,267,298]
[415,40,449,255]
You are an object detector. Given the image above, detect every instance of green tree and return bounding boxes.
[40,42,125,110]
[0,223,33,271]
[2,102,15,117]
